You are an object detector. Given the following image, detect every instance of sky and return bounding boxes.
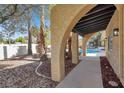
[0,4,51,39]
[0,14,50,39]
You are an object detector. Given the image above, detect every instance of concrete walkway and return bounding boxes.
[56,57,103,88]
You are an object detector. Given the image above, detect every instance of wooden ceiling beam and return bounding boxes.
[85,4,114,17]
[74,23,108,33]
[77,9,115,24]
[72,5,116,36]
[75,19,110,30]
[75,15,112,28]
[77,24,108,35]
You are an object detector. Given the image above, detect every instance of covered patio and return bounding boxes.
[51,4,124,87]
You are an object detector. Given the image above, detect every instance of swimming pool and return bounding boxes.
[79,49,99,54]
[79,48,105,56]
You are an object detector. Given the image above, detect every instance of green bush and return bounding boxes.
[15,37,26,43]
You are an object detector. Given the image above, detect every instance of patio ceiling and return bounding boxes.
[73,4,116,36]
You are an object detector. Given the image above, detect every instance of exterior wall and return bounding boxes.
[106,10,120,75]
[106,6,124,85]
[0,44,38,60]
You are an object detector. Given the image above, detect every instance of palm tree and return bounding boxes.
[37,5,46,57]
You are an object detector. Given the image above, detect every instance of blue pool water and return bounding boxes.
[79,49,99,54]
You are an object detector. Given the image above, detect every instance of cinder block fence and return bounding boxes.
[0,44,38,60]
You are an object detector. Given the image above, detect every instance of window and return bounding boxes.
[108,34,113,52]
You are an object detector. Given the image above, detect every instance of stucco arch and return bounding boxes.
[84,33,96,48]
[51,4,121,81]
[81,33,96,56]
[85,32,102,49]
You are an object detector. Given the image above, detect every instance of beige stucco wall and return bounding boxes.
[105,5,124,85]
[106,10,120,75]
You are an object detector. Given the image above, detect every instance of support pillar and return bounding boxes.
[51,23,65,82]
[82,36,87,56]
[71,32,79,64]
[51,38,65,82]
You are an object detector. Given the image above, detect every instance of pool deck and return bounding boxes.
[56,57,103,88]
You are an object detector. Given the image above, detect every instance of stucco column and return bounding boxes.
[51,9,66,81]
[82,36,87,56]
[71,32,79,64]
[51,35,65,82]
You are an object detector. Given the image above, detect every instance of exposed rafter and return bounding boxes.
[84,4,114,17]
[73,4,116,35]
[76,10,115,25]
[76,24,108,35]
[76,15,112,27]
[75,19,110,30]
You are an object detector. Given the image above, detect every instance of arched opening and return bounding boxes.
[84,31,106,57]
[73,4,116,56]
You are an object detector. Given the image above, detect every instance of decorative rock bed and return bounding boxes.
[0,57,76,88]
[100,57,123,88]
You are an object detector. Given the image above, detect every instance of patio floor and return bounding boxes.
[57,57,103,88]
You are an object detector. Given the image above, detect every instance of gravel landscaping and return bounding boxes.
[0,56,76,88]
[2,55,123,88]
[100,57,123,88]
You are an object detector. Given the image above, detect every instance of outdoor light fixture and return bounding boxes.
[113,28,119,36]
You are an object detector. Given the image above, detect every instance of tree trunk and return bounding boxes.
[37,6,46,57]
[37,25,46,56]
[28,20,32,55]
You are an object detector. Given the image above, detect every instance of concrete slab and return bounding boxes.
[56,57,103,88]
